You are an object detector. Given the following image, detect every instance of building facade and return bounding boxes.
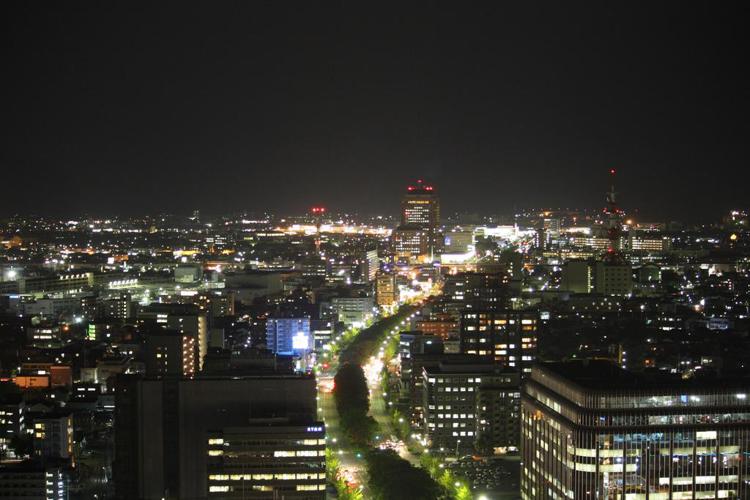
[460,310,539,376]
[522,361,750,499]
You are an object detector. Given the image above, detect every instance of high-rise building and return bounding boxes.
[98,292,132,319]
[138,304,209,370]
[361,249,379,283]
[521,361,750,499]
[443,272,510,311]
[459,310,538,376]
[402,180,440,227]
[393,226,430,263]
[114,373,322,499]
[376,272,398,306]
[421,360,520,454]
[393,180,441,262]
[144,331,197,377]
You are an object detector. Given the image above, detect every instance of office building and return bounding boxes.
[114,373,321,500]
[521,361,750,499]
[460,310,538,375]
[393,180,441,262]
[206,423,326,498]
[393,226,430,263]
[331,296,374,327]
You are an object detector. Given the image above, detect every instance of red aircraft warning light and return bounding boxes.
[310,206,326,214]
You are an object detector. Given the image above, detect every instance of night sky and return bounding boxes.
[2,2,748,221]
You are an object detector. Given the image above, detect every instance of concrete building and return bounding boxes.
[144,331,197,377]
[138,304,209,370]
[460,310,539,376]
[265,317,313,355]
[522,361,750,499]
[206,423,326,498]
[0,461,68,500]
[593,261,633,296]
[331,296,374,327]
[361,249,379,283]
[443,272,510,312]
[421,360,520,454]
[114,373,321,500]
[31,412,73,462]
[375,272,398,307]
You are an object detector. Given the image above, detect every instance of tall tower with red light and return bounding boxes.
[395,179,441,262]
[310,206,326,255]
[603,168,624,262]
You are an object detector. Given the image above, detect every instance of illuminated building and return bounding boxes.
[443,230,474,253]
[421,360,520,454]
[376,272,398,306]
[394,180,441,262]
[561,260,633,296]
[0,393,25,457]
[393,226,429,262]
[443,272,510,312]
[331,296,374,326]
[16,272,94,294]
[629,235,671,252]
[459,310,538,375]
[98,292,132,319]
[0,461,68,500]
[522,361,750,500]
[415,314,459,339]
[144,331,197,377]
[593,261,633,296]
[361,249,379,282]
[138,304,209,370]
[402,179,439,226]
[265,317,312,355]
[206,423,326,498]
[32,412,74,462]
[26,324,63,348]
[175,263,204,283]
[114,373,320,500]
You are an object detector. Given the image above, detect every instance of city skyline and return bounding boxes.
[3,3,749,220]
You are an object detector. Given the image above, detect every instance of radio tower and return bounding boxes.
[310,206,326,255]
[604,168,624,262]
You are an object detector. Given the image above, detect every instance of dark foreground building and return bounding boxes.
[114,373,324,500]
[522,361,750,500]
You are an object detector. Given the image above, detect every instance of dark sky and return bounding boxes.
[2,2,748,221]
